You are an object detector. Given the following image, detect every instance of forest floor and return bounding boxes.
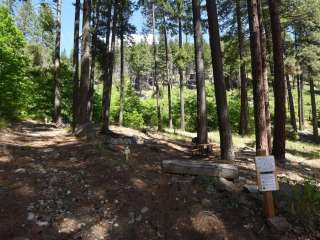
[0,121,319,240]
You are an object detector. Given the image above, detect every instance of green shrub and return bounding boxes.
[123,110,144,129]
[290,179,320,227]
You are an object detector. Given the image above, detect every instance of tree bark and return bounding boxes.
[192,0,208,144]
[101,1,113,132]
[258,1,272,153]
[53,0,62,125]
[206,0,234,160]
[247,0,269,153]
[119,32,125,126]
[72,0,80,131]
[178,18,185,131]
[309,72,318,140]
[102,2,117,133]
[164,24,173,129]
[236,0,249,136]
[88,1,100,121]
[286,75,297,132]
[152,3,162,131]
[268,0,286,162]
[79,0,91,124]
[297,74,304,130]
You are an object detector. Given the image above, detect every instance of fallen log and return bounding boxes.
[162,160,238,180]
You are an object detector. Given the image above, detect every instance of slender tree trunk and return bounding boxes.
[79,0,91,124]
[153,3,162,131]
[88,1,100,121]
[247,0,269,153]
[286,75,297,132]
[178,18,185,131]
[258,0,272,153]
[206,0,234,160]
[119,32,125,126]
[268,0,286,162]
[309,72,318,140]
[297,74,305,130]
[164,24,173,129]
[262,7,274,79]
[295,32,304,130]
[72,0,80,131]
[102,3,117,133]
[53,0,62,125]
[300,74,305,126]
[192,0,208,144]
[236,0,249,135]
[101,1,113,132]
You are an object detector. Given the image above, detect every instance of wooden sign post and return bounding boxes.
[256,150,277,218]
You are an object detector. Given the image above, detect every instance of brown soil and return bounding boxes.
[0,121,315,240]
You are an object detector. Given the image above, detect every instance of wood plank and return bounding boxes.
[162,160,238,179]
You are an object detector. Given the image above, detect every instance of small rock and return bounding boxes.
[43,148,54,153]
[36,220,49,227]
[243,184,259,193]
[141,207,149,214]
[113,223,119,227]
[136,215,142,222]
[201,198,212,207]
[267,216,290,232]
[243,223,254,229]
[15,168,26,174]
[27,212,35,221]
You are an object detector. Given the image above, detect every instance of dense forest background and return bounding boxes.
[1,0,320,150]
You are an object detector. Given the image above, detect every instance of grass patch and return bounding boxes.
[0,118,8,129]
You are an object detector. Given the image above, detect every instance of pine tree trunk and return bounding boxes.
[152,3,162,131]
[192,0,208,144]
[101,1,113,132]
[178,18,185,131]
[72,0,80,131]
[119,32,125,126]
[309,72,318,140]
[268,0,286,162]
[236,0,249,135]
[88,2,100,121]
[102,3,117,133]
[297,74,305,130]
[53,0,62,125]
[206,0,234,160]
[258,0,272,153]
[164,25,173,129]
[286,75,297,132]
[79,0,91,124]
[247,0,269,153]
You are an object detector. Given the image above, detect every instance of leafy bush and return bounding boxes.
[124,110,144,129]
[0,6,28,120]
[290,179,320,227]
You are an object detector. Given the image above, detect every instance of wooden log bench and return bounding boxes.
[162,159,239,180]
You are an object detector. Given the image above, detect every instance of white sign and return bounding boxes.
[259,173,278,191]
[255,156,276,173]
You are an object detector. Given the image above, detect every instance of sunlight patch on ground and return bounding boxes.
[191,210,226,236]
[58,217,82,234]
[83,221,110,240]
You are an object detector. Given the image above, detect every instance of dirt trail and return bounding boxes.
[0,121,307,240]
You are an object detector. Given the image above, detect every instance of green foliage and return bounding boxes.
[127,42,153,79]
[124,111,145,129]
[0,5,28,120]
[0,118,8,129]
[290,179,320,227]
